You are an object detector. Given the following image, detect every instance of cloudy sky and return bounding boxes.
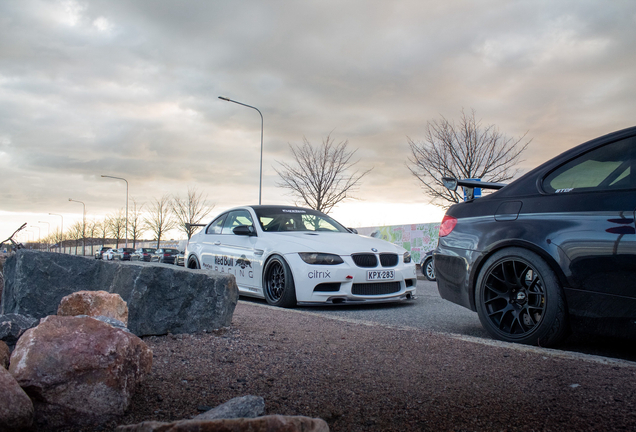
[1,0,635,242]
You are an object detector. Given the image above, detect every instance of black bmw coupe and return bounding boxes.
[435,126,636,347]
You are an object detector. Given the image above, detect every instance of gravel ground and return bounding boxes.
[75,301,636,431]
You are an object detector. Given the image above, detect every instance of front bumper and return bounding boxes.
[284,253,418,305]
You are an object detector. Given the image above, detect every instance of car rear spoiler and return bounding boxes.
[442,177,507,200]
[185,223,207,229]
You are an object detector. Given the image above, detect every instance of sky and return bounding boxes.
[1,0,635,243]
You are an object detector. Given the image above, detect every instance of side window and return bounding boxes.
[206,215,226,234]
[222,210,254,235]
[543,137,634,193]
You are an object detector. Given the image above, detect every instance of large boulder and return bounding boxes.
[0,340,9,369]
[0,366,34,431]
[58,290,129,325]
[116,415,330,432]
[0,313,39,348]
[2,250,238,336]
[195,395,265,420]
[9,315,152,429]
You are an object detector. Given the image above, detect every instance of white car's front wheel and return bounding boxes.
[263,255,297,308]
[187,255,200,269]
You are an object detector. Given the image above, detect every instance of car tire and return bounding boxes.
[263,255,297,308]
[187,256,200,269]
[423,257,436,281]
[475,247,570,347]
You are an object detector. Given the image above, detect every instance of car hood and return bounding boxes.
[266,232,406,255]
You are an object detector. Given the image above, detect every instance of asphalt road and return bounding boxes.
[242,278,636,363]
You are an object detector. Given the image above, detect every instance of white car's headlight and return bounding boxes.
[299,253,344,265]
[403,252,412,263]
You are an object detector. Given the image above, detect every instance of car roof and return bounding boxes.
[487,125,636,198]
[221,205,325,213]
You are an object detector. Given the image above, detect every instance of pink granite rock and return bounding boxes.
[0,366,33,431]
[57,290,129,326]
[115,415,330,431]
[0,340,9,369]
[10,315,152,428]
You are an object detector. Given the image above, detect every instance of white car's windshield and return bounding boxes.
[254,207,349,233]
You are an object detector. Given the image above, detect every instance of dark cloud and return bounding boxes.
[1,0,634,237]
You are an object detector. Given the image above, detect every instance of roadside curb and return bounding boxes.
[241,300,636,369]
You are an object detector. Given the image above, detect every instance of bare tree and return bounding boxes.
[51,228,64,253]
[86,219,101,256]
[407,109,531,206]
[144,195,176,249]
[275,134,373,213]
[172,187,214,240]
[68,221,83,255]
[128,199,146,249]
[107,210,126,249]
[98,219,109,247]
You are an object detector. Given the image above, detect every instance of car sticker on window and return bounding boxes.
[555,188,574,193]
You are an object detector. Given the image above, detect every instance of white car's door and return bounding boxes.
[218,209,261,293]
[199,214,225,271]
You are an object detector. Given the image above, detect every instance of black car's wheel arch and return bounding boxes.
[467,239,569,312]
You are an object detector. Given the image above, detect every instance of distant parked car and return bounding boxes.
[102,249,116,261]
[174,251,185,266]
[419,250,435,281]
[95,246,110,260]
[151,248,180,264]
[131,248,156,262]
[113,247,135,261]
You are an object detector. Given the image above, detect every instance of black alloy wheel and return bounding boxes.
[423,258,436,281]
[475,247,570,347]
[263,255,297,308]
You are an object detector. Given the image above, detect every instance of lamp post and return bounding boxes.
[101,175,129,247]
[29,225,41,250]
[25,230,33,247]
[218,96,264,205]
[38,221,50,251]
[69,198,86,256]
[49,213,64,253]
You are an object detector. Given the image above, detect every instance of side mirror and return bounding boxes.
[442,177,458,191]
[233,225,257,236]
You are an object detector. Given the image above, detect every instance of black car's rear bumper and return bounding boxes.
[434,245,482,312]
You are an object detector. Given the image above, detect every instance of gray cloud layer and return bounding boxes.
[1,0,635,237]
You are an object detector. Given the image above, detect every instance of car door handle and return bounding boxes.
[213,241,221,245]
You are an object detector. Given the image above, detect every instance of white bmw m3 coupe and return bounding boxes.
[185,205,418,307]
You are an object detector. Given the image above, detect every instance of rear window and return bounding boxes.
[543,137,635,193]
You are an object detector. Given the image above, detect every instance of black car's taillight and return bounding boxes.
[439,215,458,237]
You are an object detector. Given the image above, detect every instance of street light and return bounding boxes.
[218,96,264,205]
[101,175,129,247]
[25,230,33,246]
[29,225,41,250]
[38,221,50,251]
[69,198,86,256]
[49,213,64,253]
